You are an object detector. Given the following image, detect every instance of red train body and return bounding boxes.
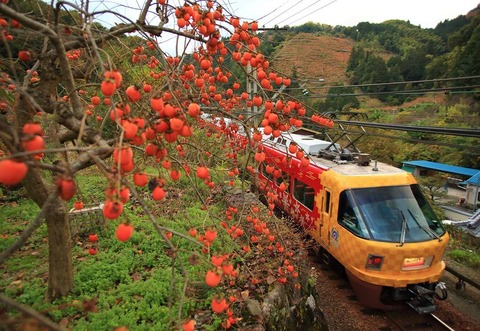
[254,132,449,312]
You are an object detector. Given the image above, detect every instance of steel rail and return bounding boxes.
[430,313,456,331]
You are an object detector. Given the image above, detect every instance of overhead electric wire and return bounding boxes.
[254,0,291,22]
[327,127,480,151]
[303,75,480,88]
[281,0,339,27]
[283,75,480,90]
[303,85,480,98]
[262,0,307,26]
[332,120,480,138]
[272,0,325,27]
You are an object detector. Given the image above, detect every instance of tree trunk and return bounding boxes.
[15,88,74,300]
[23,167,74,300]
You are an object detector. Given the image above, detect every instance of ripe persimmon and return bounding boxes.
[57,177,77,201]
[18,50,31,61]
[211,297,228,313]
[182,320,195,331]
[21,135,45,152]
[88,234,98,243]
[196,165,209,180]
[22,122,43,136]
[152,186,166,200]
[100,79,116,97]
[0,159,28,186]
[133,172,148,187]
[116,223,133,241]
[205,269,221,287]
[74,200,84,210]
[103,199,124,219]
[125,85,141,102]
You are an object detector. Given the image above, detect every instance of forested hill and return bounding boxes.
[258,4,480,108]
[255,5,480,169]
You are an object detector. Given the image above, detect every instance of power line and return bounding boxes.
[272,0,325,27]
[281,0,339,27]
[255,0,291,22]
[281,75,480,90]
[262,0,307,27]
[303,85,480,98]
[304,75,480,89]
[333,120,480,138]
[328,127,480,151]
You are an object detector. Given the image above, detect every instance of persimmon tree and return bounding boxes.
[0,0,333,328]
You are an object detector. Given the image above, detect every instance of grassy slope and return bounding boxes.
[0,165,309,330]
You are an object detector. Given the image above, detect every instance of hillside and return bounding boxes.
[270,33,354,86]
[258,18,480,168]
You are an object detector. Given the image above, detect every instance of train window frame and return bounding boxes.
[293,178,315,211]
[324,190,331,214]
[337,190,370,239]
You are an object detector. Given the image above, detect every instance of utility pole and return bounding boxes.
[246,61,258,115]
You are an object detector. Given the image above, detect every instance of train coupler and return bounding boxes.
[406,285,436,314]
[435,282,448,300]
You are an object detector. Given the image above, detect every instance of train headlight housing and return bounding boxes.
[365,254,384,270]
[402,256,433,270]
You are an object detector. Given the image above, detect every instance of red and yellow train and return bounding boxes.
[254,132,449,313]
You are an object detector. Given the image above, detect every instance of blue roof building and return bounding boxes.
[402,160,479,178]
[466,171,480,185]
[402,160,480,238]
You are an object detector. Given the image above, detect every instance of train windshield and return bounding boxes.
[338,185,446,242]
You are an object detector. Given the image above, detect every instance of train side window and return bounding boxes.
[338,191,368,238]
[325,191,331,214]
[293,178,315,210]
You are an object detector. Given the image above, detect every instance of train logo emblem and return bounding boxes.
[331,228,339,247]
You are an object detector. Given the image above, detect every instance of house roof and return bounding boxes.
[402,160,479,177]
[466,171,480,185]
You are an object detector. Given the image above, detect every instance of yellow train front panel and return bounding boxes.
[312,162,449,288]
[328,228,449,287]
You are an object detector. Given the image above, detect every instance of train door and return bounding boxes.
[318,187,332,247]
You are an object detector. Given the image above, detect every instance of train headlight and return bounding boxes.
[402,256,433,270]
[365,254,384,270]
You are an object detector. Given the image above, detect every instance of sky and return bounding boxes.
[225,0,479,29]
[89,0,480,55]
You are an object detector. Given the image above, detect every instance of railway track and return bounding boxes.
[384,310,456,331]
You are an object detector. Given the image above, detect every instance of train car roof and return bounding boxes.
[261,131,405,177]
[309,154,405,176]
[262,132,340,155]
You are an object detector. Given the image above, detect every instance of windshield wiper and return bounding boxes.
[408,209,442,242]
[397,210,407,247]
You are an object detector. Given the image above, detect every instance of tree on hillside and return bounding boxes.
[417,174,448,202]
[434,15,471,43]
